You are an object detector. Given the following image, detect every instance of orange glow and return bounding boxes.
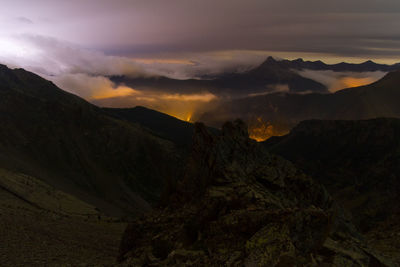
[341,77,376,88]
[160,110,194,122]
[161,93,216,102]
[186,112,193,122]
[91,86,139,100]
[248,117,288,142]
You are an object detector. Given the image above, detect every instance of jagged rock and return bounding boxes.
[118,120,393,266]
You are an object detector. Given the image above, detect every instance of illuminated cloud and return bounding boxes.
[161,93,216,102]
[297,70,386,92]
[248,84,290,97]
[49,73,139,100]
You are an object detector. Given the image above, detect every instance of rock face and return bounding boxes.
[118,120,392,266]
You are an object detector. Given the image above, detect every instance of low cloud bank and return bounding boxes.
[297,69,386,92]
[0,34,219,121]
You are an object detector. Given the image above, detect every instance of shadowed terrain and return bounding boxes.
[0,64,182,216]
[118,120,395,266]
[264,118,400,263]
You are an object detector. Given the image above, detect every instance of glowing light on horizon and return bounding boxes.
[340,77,377,88]
[185,112,193,122]
[161,92,216,102]
[248,117,288,142]
[91,86,139,100]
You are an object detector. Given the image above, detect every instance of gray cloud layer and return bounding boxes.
[1,0,400,60]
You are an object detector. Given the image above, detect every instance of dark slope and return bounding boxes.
[118,120,393,266]
[199,70,400,131]
[110,57,327,96]
[263,118,400,232]
[0,64,179,216]
[103,106,195,148]
[103,106,219,148]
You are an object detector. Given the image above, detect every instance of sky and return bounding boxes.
[0,0,399,120]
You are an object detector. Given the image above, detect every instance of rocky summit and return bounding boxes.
[118,120,393,266]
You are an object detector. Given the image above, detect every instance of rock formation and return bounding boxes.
[118,120,393,266]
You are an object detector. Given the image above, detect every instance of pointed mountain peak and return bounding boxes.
[362,60,375,64]
[265,56,276,63]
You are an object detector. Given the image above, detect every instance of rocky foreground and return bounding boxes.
[118,120,394,266]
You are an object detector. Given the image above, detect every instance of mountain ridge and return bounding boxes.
[0,64,180,216]
[199,69,400,138]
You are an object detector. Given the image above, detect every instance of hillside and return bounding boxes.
[0,64,179,216]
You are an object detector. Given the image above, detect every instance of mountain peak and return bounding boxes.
[361,60,376,65]
[265,56,276,63]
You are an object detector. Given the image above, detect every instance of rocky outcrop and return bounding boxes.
[118,120,393,266]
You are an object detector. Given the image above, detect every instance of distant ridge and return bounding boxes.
[260,56,400,72]
[199,70,400,131]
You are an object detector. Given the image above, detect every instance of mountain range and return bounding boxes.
[259,56,400,72]
[200,69,400,139]
[111,57,400,99]
[110,57,328,96]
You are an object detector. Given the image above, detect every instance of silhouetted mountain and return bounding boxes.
[110,58,328,96]
[111,57,400,100]
[0,64,179,216]
[199,70,400,136]
[118,120,392,266]
[103,106,218,148]
[262,56,400,72]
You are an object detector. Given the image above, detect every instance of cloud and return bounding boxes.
[160,92,216,102]
[0,34,147,77]
[50,73,140,100]
[297,70,386,92]
[48,71,217,122]
[248,84,290,97]
[16,17,33,24]
[2,0,400,62]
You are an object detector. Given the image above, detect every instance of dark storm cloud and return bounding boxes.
[16,17,33,24]
[2,0,400,60]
